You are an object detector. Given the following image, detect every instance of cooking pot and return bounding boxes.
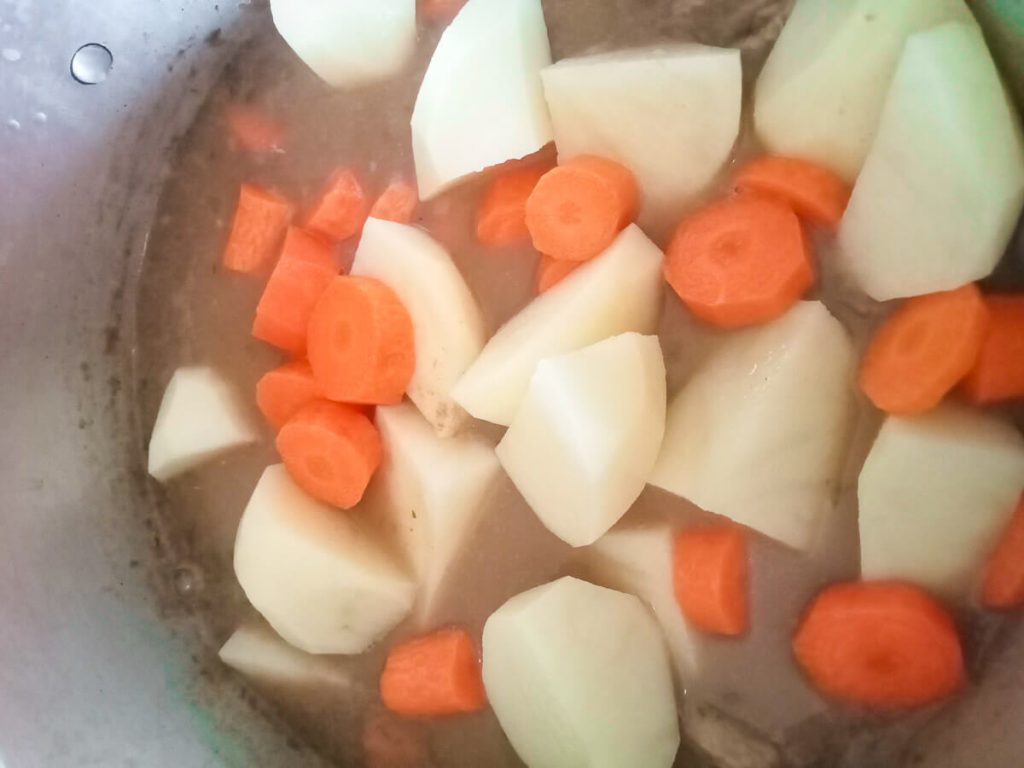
[3,1,1024,766]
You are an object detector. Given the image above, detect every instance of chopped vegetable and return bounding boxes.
[418,0,466,21]
[219,622,355,688]
[754,0,975,181]
[307,275,416,405]
[496,333,666,547]
[962,295,1024,404]
[859,285,989,414]
[411,0,553,199]
[476,163,549,247]
[375,403,500,623]
[307,168,370,242]
[252,228,338,354]
[734,155,851,230]
[673,526,748,636]
[234,465,415,654]
[276,400,382,509]
[651,302,856,551]
[525,155,638,262]
[839,21,1024,300]
[981,495,1024,610]
[370,180,419,224]
[222,184,294,273]
[270,0,417,89]
[793,581,964,709]
[452,225,663,426]
[224,104,285,154]
[535,254,578,294]
[541,44,741,238]
[664,194,813,328]
[148,367,259,482]
[859,404,1024,597]
[256,360,323,429]
[380,627,486,717]
[351,219,485,435]
[482,577,679,768]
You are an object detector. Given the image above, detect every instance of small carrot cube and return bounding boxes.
[223,184,294,273]
[256,360,323,430]
[477,164,550,247]
[380,627,486,717]
[224,104,286,154]
[673,525,748,636]
[307,168,369,242]
[735,155,851,230]
[370,180,419,224]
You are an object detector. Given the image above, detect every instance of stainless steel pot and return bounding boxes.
[2,1,1024,766]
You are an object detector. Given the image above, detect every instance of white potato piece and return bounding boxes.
[147,366,259,483]
[452,224,664,426]
[755,0,974,180]
[352,219,485,436]
[542,45,741,239]
[374,403,501,623]
[580,518,699,682]
[483,576,679,768]
[219,622,356,689]
[270,0,416,89]
[411,0,553,199]
[839,22,1024,300]
[650,302,856,551]
[234,465,415,655]
[859,404,1024,598]
[497,333,666,547]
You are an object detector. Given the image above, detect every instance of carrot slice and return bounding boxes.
[525,155,638,262]
[735,155,851,230]
[859,285,989,414]
[252,228,338,354]
[307,168,369,242]
[793,581,964,709]
[664,195,813,328]
[224,104,285,154]
[536,254,580,294]
[673,526,748,636]
[380,628,486,717]
[961,295,1024,404]
[307,276,415,404]
[477,164,550,247]
[982,495,1024,610]
[276,400,382,509]
[370,180,419,225]
[223,184,294,273]
[256,360,323,430]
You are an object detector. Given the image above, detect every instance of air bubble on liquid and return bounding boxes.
[32,111,46,124]
[1,48,21,62]
[70,43,113,85]
[173,565,204,596]
[5,118,20,131]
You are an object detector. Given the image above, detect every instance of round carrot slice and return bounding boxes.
[256,360,323,430]
[535,254,579,294]
[307,276,415,405]
[276,400,382,509]
[859,284,989,414]
[525,155,638,262]
[664,195,813,329]
[793,581,964,709]
[673,526,748,636]
[735,155,851,230]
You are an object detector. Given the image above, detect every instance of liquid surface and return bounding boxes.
[133,2,1013,766]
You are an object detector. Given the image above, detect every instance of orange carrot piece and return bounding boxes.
[859,285,989,414]
[418,0,467,21]
[256,360,323,430]
[982,495,1024,610]
[536,254,580,294]
[370,180,419,224]
[307,276,415,404]
[525,155,638,262]
[307,168,370,242]
[224,104,286,154]
[477,164,550,247]
[664,195,813,328]
[223,184,295,273]
[252,229,338,354]
[380,628,486,717]
[961,295,1024,404]
[735,155,851,230]
[673,526,748,636]
[793,581,964,709]
[276,400,382,509]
